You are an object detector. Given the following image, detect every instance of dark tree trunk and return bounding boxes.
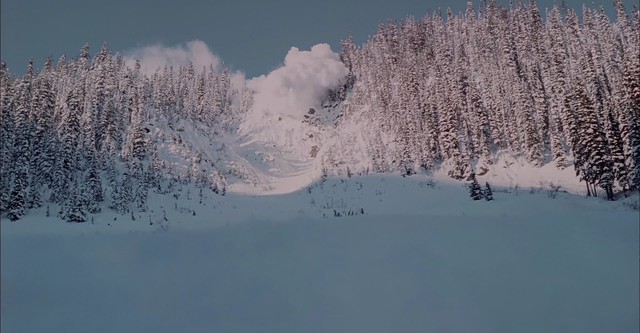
[605,186,614,201]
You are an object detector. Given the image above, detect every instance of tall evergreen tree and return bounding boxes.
[0,61,16,212]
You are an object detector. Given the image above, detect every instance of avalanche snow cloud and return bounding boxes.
[124,40,221,75]
[246,43,348,119]
[122,41,348,192]
[238,43,347,158]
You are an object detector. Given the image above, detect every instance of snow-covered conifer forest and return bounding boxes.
[2,1,639,332]
[1,1,638,222]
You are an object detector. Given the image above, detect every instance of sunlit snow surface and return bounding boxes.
[2,176,638,333]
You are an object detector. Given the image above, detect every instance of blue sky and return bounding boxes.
[1,0,635,77]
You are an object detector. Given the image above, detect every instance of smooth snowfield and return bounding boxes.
[2,177,639,333]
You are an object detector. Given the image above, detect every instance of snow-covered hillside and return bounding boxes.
[1,2,638,332]
[2,1,639,222]
[5,169,638,235]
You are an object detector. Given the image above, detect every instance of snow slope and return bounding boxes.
[225,43,346,195]
[2,176,638,333]
[2,43,638,333]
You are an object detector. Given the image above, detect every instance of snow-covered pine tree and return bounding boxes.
[570,76,614,199]
[62,182,88,223]
[468,174,483,200]
[30,61,56,191]
[618,6,640,190]
[483,182,493,201]
[210,170,226,196]
[0,61,16,212]
[112,171,133,214]
[83,158,103,213]
[52,83,83,204]
[7,60,34,220]
[544,6,571,169]
[6,176,26,221]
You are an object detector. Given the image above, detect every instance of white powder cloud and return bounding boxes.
[238,44,348,163]
[123,41,347,161]
[124,40,221,75]
[247,44,348,119]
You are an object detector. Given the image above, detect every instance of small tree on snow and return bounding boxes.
[468,174,483,200]
[210,170,226,196]
[63,189,87,223]
[484,182,493,201]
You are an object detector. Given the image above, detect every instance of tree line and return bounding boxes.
[1,0,638,223]
[332,0,639,200]
[1,44,233,221]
